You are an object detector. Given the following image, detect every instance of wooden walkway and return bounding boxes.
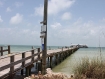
[0,47,78,79]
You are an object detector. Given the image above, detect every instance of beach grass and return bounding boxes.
[73,57,105,79]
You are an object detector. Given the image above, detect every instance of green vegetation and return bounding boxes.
[73,57,105,79]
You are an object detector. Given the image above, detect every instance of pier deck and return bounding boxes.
[0,47,78,79]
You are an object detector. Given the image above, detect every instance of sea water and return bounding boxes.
[0,45,62,54]
[52,47,105,76]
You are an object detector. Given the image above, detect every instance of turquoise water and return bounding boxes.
[52,47,105,76]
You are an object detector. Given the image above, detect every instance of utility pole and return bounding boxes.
[40,0,48,75]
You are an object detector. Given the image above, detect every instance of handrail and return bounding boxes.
[0,51,41,71]
[0,48,37,60]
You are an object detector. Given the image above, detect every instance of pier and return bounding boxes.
[0,45,78,79]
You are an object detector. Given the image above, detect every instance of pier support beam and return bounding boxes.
[38,60,42,71]
[49,56,53,68]
[59,53,62,62]
[55,54,58,65]
[25,67,29,77]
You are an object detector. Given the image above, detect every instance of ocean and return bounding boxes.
[0,45,62,54]
[52,47,105,76]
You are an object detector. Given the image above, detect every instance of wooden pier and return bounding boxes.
[0,46,78,79]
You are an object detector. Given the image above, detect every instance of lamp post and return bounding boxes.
[40,0,48,75]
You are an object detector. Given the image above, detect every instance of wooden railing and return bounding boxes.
[0,45,10,56]
[0,48,41,79]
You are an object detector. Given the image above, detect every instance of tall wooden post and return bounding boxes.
[41,0,48,75]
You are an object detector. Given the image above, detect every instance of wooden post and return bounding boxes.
[41,0,48,75]
[50,56,52,68]
[21,53,25,75]
[1,47,3,56]
[35,62,38,69]
[26,67,29,77]
[31,49,34,62]
[48,57,49,61]
[38,48,40,60]
[38,60,41,71]
[59,53,61,62]
[8,45,10,54]
[55,54,58,65]
[9,55,14,79]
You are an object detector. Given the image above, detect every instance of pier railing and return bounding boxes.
[0,46,79,79]
[0,48,41,79]
[0,45,10,56]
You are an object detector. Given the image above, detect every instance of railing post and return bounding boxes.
[62,47,63,51]
[38,48,40,60]
[1,47,3,56]
[31,49,34,62]
[8,45,10,54]
[21,53,25,75]
[9,55,14,79]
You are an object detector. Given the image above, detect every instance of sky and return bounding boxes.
[0,0,105,47]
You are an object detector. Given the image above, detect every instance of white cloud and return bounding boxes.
[34,0,75,16]
[51,22,62,29]
[0,27,40,45]
[48,18,105,46]
[15,2,23,7]
[6,7,12,12]
[0,1,3,7]
[61,12,72,20]
[10,13,23,24]
[0,16,3,22]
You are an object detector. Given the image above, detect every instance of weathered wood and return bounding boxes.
[0,45,10,56]
[0,47,79,79]
[9,55,14,79]
[21,52,25,75]
[49,56,52,68]
[55,54,58,65]
[31,49,34,62]
[38,60,41,71]
[38,48,40,60]
[8,45,10,54]
[0,52,41,71]
[1,47,3,56]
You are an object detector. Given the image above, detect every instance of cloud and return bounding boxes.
[6,7,12,12]
[48,17,105,46]
[0,27,40,45]
[0,1,3,7]
[34,0,75,16]
[0,16,3,22]
[61,12,72,20]
[15,2,23,7]
[51,22,62,29]
[10,13,23,24]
